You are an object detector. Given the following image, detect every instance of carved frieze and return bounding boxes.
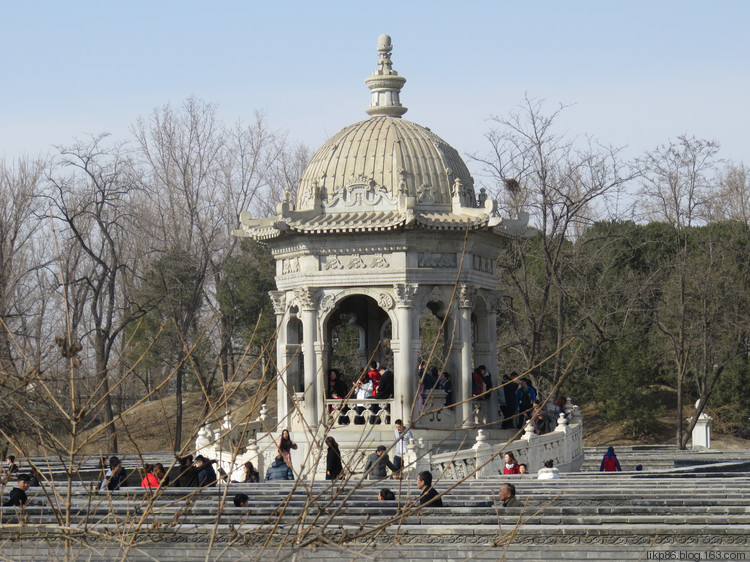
[394,283,418,307]
[472,254,495,274]
[418,253,457,268]
[281,257,300,275]
[321,253,390,270]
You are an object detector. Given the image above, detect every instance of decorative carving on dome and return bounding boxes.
[397,168,408,196]
[269,291,286,315]
[418,253,457,268]
[319,294,337,313]
[394,283,418,307]
[417,184,435,203]
[472,255,495,274]
[377,292,395,310]
[452,177,478,208]
[325,175,397,210]
[321,253,390,270]
[282,257,300,275]
[458,283,477,308]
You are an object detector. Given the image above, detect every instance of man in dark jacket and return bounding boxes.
[417,470,443,507]
[265,455,294,481]
[500,483,520,507]
[174,455,199,487]
[195,456,218,487]
[364,446,396,480]
[374,369,394,399]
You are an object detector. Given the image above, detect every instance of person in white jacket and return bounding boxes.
[355,372,373,423]
[537,459,560,480]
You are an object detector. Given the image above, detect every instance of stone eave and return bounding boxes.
[232,208,532,241]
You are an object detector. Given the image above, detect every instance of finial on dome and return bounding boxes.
[365,34,407,117]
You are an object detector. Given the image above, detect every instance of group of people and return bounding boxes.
[416,361,453,408]
[96,454,222,492]
[502,452,560,479]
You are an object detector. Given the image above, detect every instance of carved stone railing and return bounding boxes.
[323,399,394,426]
[430,402,584,478]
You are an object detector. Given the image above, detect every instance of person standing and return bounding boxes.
[600,446,622,472]
[325,436,343,480]
[515,378,536,428]
[392,419,414,477]
[276,429,298,469]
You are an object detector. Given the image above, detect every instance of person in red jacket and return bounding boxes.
[141,464,160,488]
[503,452,521,475]
[367,361,381,397]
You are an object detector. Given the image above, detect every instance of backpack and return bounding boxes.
[602,455,619,472]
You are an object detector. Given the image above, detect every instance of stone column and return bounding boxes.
[270,291,289,423]
[296,288,319,425]
[458,283,476,428]
[485,291,501,423]
[394,284,417,424]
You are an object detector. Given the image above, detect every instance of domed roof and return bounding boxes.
[296,33,475,214]
[235,35,532,241]
[296,115,474,212]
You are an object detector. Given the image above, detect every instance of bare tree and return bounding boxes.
[637,135,721,448]
[132,99,288,449]
[706,162,750,224]
[473,96,633,388]
[46,135,143,452]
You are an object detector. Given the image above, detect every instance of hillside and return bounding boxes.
[37,382,747,455]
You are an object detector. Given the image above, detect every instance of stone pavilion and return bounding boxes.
[234,34,534,457]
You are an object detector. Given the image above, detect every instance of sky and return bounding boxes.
[2,1,748,176]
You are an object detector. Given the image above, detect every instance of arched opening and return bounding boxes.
[325,295,392,389]
[286,307,303,394]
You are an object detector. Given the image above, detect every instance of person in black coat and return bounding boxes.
[195,456,217,487]
[174,455,199,487]
[374,369,394,399]
[5,474,31,507]
[325,436,343,480]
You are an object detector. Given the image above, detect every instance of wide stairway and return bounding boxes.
[2,453,750,560]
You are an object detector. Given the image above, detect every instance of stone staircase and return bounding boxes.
[3,454,750,560]
[582,444,750,472]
